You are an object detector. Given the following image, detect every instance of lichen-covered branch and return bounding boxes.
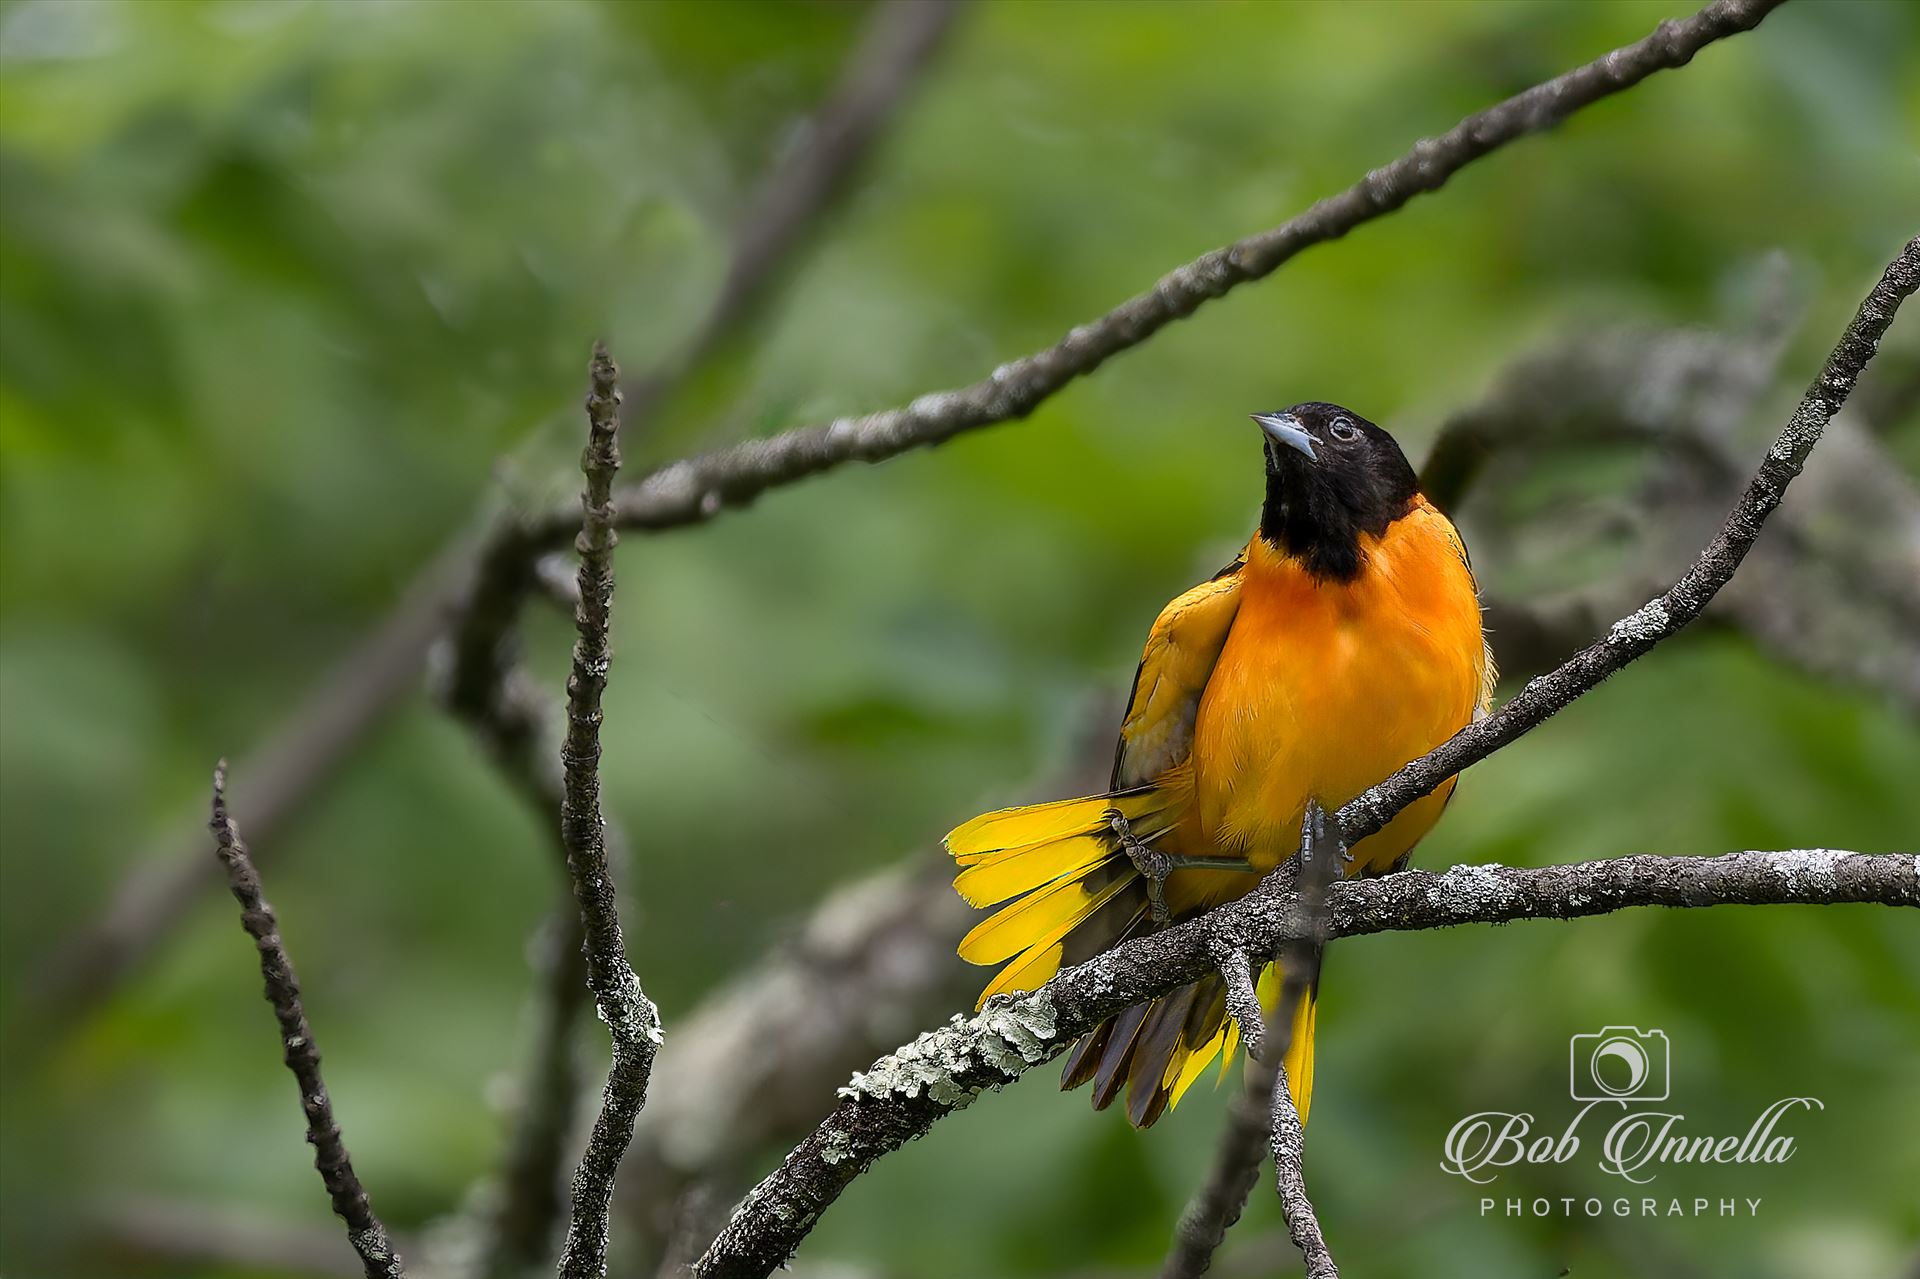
[691,848,1914,1278]
[555,348,663,1279]
[1269,1065,1334,1279]
[621,857,980,1261]
[207,762,405,1279]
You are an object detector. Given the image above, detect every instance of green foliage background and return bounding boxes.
[1,1,1916,1276]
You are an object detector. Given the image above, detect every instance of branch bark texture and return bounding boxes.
[556,348,663,1279]
[1269,1065,1335,1279]
[462,9,962,1268]
[208,762,405,1279]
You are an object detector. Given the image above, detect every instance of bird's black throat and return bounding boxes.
[1259,456,1417,582]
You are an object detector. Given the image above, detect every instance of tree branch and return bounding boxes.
[460,12,966,1268]
[1164,805,1343,1278]
[1159,1048,1276,1279]
[605,300,1906,1273]
[1338,237,1919,845]
[689,237,1919,1278]
[208,762,405,1279]
[512,0,1783,548]
[696,850,1913,1278]
[555,348,663,1279]
[1269,1064,1334,1279]
[616,717,1116,1266]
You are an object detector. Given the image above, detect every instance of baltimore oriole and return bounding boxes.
[946,402,1493,1127]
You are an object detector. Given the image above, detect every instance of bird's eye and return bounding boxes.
[1329,418,1359,442]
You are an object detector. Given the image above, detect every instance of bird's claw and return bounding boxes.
[1112,811,1172,926]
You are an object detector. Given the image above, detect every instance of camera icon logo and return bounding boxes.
[1570,1026,1670,1102]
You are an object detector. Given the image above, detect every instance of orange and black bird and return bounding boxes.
[946,402,1493,1127]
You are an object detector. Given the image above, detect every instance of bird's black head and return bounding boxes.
[1251,401,1419,581]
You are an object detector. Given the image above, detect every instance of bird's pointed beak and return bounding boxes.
[1252,411,1316,460]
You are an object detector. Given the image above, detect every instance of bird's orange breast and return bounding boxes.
[1183,500,1487,886]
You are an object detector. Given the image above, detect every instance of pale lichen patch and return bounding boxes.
[1427,862,1511,917]
[1764,848,1843,895]
[1607,599,1670,646]
[976,991,1058,1075]
[838,1016,982,1109]
[819,1128,858,1166]
[838,993,1059,1108]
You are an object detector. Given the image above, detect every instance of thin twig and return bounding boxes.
[1269,1065,1335,1279]
[555,347,663,1279]
[1209,944,1264,1067]
[208,761,405,1279]
[690,236,1919,1278]
[1160,1048,1278,1279]
[1162,804,1344,1279]
[467,8,963,1265]
[459,13,964,1247]
[1254,812,1351,1279]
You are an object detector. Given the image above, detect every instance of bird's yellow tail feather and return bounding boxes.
[947,788,1173,1008]
[946,787,1318,1126]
